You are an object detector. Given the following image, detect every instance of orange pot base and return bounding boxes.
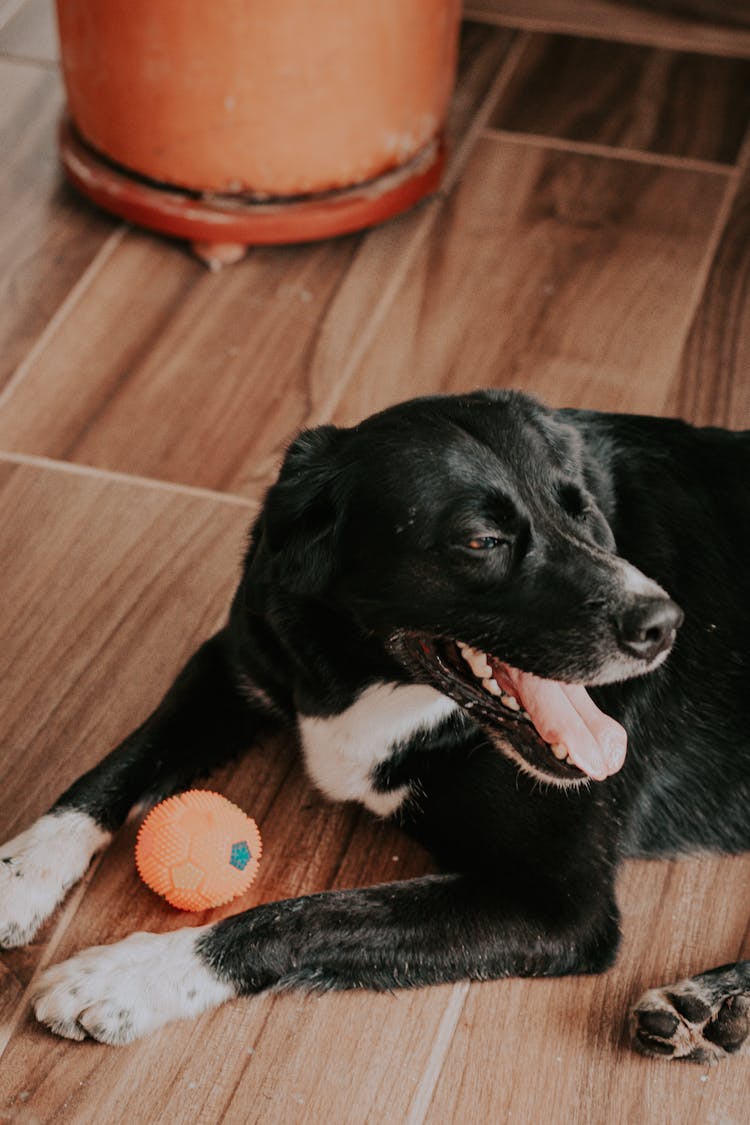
[60,118,445,262]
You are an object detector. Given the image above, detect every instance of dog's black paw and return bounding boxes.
[631,972,750,1063]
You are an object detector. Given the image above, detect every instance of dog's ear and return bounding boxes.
[259,425,350,596]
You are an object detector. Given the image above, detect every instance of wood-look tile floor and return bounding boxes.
[0,3,748,1122]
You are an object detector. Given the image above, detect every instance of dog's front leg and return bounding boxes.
[0,630,279,948]
[33,872,620,1044]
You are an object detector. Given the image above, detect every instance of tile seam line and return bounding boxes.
[0,52,58,69]
[307,30,533,428]
[733,113,750,170]
[0,449,257,508]
[0,0,26,34]
[692,161,745,295]
[0,854,106,1063]
[482,127,738,176]
[0,225,127,414]
[442,30,533,196]
[405,980,471,1125]
[660,155,745,415]
[461,7,750,60]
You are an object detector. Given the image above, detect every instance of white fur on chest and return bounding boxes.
[298,683,458,817]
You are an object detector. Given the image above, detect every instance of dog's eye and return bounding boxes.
[467,536,503,551]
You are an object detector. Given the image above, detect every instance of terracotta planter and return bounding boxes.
[55,0,461,262]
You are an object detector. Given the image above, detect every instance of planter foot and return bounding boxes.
[192,241,247,270]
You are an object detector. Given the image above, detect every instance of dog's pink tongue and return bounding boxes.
[505,669,627,780]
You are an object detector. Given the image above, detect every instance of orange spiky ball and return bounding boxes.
[135,790,262,911]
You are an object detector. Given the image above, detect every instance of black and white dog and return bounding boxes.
[1,391,748,1059]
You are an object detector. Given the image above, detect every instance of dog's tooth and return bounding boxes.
[501,694,520,711]
[483,677,502,697]
[462,648,492,679]
[551,742,568,760]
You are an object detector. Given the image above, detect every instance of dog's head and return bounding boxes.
[256,391,682,786]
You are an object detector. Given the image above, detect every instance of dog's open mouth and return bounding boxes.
[401,635,627,784]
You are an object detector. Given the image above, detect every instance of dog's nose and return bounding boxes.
[615,598,683,662]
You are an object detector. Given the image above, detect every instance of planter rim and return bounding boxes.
[59,117,445,247]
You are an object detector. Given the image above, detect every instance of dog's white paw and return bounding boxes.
[0,812,110,948]
[32,928,235,1044]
